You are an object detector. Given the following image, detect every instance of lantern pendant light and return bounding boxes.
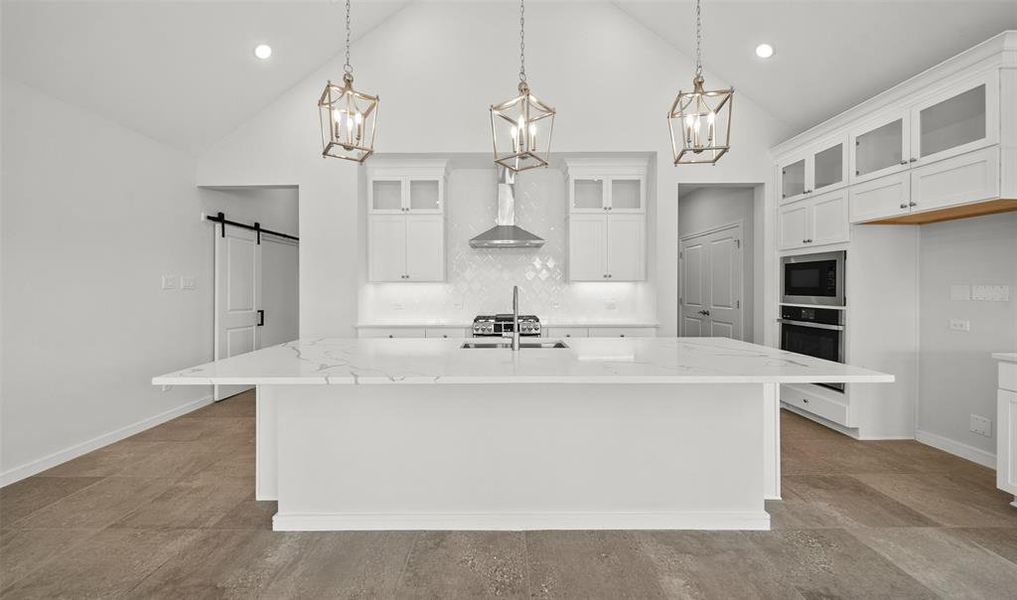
[318,0,379,163]
[490,0,556,173]
[668,0,733,165]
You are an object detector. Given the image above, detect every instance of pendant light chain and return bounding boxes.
[518,0,527,84]
[343,0,353,78]
[694,0,703,77]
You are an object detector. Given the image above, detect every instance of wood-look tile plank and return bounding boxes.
[111,477,252,529]
[0,476,102,526]
[850,527,1017,599]
[635,530,804,599]
[747,529,938,599]
[779,475,938,528]
[0,528,100,590]
[525,531,667,600]
[0,528,201,599]
[946,527,1017,565]
[394,531,528,599]
[8,476,174,530]
[853,472,1017,527]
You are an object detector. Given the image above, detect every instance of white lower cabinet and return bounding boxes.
[424,327,468,339]
[997,359,1017,506]
[778,189,849,250]
[544,327,590,339]
[593,327,657,338]
[781,384,852,428]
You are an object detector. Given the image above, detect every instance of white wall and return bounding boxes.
[360,161,656,324]
[0,79,213,481]
[200,187,299,238]
[917,212,1017,456]
[678,186,758,341]
[195,1,784,338]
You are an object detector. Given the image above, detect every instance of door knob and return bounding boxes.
[909,201,917,207]
[900,203,908,209]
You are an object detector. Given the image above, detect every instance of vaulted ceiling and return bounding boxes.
[4,1,1015,155]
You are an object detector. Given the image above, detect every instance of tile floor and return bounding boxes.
[2,390,1016,599]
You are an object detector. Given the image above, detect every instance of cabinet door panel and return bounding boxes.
[572,178,606,212]
[370,179,404,213]
[851,110,909,184]
[998,389,1017,495]
[408,179,442,213]
[849,172,910,224]
[913,71,998,165]
[812,139,847,193]
[610,178,644,212]
[780,157,807,201]
[778,201,809,250]
[405,215,445,281]
[569,214,607,281]
[810,190,849,246]
[368,215,407,282]
[606,214,645,281]
[910,146,999,214]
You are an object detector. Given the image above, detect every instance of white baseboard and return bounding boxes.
[0,394,214,487]
[915,428,996,469]
[780,403,913,440]
[272,510,772,532]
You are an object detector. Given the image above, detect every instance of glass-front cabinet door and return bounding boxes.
[911,70,997,165]
[407,179,442,213]
[608,178,644,213]
[369,179,404,213]
[850,109,909,184]
[571,178,606,212]
[780,157,807,201]
[811,137,847,194]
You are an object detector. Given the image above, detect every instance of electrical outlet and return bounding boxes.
[949,319,970,332]
[180,276,196,291]
[161,275,178,290]
[970,414,992,437]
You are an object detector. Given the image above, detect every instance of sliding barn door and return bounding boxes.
[214,225,262,400]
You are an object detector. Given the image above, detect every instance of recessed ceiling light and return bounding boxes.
[755,43,774,59]
[254,44,272,60]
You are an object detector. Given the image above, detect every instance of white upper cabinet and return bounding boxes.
[911,70,998,166]
[366,160,447,282]
[779,135,849,203]
[775,33,1016,227]
[850,108,909,184]
[565,158,648,282]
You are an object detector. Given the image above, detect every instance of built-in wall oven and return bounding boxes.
[779,305,845,392]
[781,251,845,307]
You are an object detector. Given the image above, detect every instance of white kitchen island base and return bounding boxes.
[154,337,891,533]
[259,382,773,531]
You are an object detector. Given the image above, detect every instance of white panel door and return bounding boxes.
[679,239,707,336]
[569,214,607,281]
[778,200,809,250]
[215,225,261,400]
[810,189,850,246]
[260,236,299,348]
[368,215,407,282]
[606,214,645,281]
[680,224,743,339]
[405,215,445,281]
[706,231,742,339]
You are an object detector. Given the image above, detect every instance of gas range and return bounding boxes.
[472,314,542,337]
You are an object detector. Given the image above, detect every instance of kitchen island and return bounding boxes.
[154,337,892,531]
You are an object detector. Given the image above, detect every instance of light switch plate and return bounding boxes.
[970,414,992,437]
[972,284,1010,302]
[949,319,970,332]
[161,275,178,290]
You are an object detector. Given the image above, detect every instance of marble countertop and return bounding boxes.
[153,337,893,386]
[355,321,660,328]
[993,353,1017,363]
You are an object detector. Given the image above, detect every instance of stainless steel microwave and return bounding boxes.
[781,251,845,307]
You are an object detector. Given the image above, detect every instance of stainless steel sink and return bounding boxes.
[461,340,569,350]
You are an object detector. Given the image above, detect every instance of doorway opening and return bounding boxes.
[200,186,299,400]
[678,183,763,342]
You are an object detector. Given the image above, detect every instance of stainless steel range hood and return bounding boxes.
[469,166,545,249]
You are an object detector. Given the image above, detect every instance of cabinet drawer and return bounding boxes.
[425,327,468,339]
[544,327,589,339]
[1000,361,1017,392]
[591,327,657,338]
[781,385,850,426]
[849,172,910,223]
[909,146,999,214]
[358,328,427,339]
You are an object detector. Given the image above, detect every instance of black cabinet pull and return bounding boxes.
[257,310,265,327]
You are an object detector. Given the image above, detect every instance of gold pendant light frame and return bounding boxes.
[489,0,556,173]
[667,0,733,165]
[318,0,379,163]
